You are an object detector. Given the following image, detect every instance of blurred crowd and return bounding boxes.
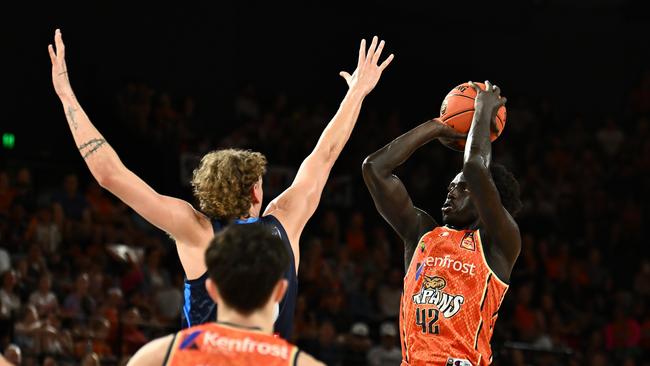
[1,68,649,366]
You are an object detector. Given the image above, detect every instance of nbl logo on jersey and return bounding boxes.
[460,232,476,251]
[412,275,464,318]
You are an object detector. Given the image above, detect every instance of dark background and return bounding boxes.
[5,1,649,158]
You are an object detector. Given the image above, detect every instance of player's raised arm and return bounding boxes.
[48,29,207,246]
[264,36,394,264]
[462,81,520,278]
[362,119,465,269]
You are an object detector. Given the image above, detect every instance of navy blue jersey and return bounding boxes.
[180,215,298,340]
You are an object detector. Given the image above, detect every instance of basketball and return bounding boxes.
[438,82,507,151]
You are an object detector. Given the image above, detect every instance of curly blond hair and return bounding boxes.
[191,149,267,220]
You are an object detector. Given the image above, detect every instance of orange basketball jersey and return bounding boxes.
[400,227,509,366]
[164,322,300,366]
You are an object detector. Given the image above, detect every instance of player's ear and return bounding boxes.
[205,278,221,304]
[272,279,288,303]
[251,178,262,204]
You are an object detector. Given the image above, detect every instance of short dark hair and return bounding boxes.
[490,163,523,217]
[205,224,289,315]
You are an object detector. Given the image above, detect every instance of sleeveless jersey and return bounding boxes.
[164,322,300,366]
[181,215,298,340]
[400,227,509,366]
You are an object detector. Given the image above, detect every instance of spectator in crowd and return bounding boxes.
[0,251,9,282]
[367,322,401,366]
[40,313,74,358]
[342,322,372,365]
[80,352,100,366]
[2,345,20,366]
[24,205,62,257]
[13,305,41,355]
[62,273,95,321]
[0,271,21,321]
[376,269,401,321]
[52,174,92,244]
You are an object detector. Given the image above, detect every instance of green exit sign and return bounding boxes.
[2,133,15,149]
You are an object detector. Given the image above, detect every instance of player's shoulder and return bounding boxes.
[169,206,213,246]
[478,222,521,255]
[127,334,175,366]
[414,207,438,231]
[296,351,325,366]
[260,215,289,239]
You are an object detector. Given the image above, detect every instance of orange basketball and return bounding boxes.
[438,82,507,151]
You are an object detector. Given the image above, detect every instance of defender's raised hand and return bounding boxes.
[339,36,394,96]
[48,29,74,103]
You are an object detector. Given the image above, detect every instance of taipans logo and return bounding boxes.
[179,330,203,350]
[423,275,447,290]
[412,275,464,318]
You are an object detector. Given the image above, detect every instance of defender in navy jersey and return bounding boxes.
[49,28,394,339]
[128,225,323,366]
[182,216,298,339]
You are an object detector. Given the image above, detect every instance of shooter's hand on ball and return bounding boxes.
[468,80,507,133]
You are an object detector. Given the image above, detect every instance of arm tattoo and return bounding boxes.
[78,138,107,160]
[66,105,78,130]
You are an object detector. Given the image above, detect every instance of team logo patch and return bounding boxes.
[412,275,464,318]
[424,275,446,290]
[460,232,476,251]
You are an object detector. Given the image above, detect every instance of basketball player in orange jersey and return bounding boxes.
[49,29,393,338]
[362,81,522,365]
[127,224,323,366]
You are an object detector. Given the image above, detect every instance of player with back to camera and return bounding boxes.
[48,29,393,338]
[362,81,522,365]
[127,224,324,366]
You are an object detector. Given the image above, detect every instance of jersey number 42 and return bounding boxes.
[415,307,439,335]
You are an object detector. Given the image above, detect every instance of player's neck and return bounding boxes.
[242,206,260,220]
[237,206,260,221]
[445,219,480,231]
[217,307,274,334]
